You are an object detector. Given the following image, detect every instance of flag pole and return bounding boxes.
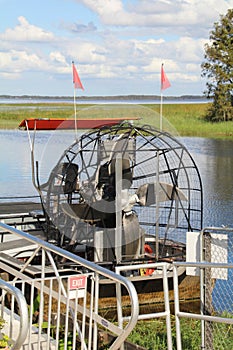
[73,78,78,140]
[160,63,163,131]
[72,61,78,140]
[160,63,171,132]
[72,61,84,140]
[160,90,163,131]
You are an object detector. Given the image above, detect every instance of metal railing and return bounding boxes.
[0,222,139,350]
[115,262,173,350]
[173,261,233,350]
[200,227,233,350]
[1,221,233,349]
[174,225,233,350]
[0,278,29,350]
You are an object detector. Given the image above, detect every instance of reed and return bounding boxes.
[146,103,233,138]
[0,102,233,138]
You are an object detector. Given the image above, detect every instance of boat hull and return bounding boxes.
[18,117,138,130]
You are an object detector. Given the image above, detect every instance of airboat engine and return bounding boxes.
[38,122,202,266]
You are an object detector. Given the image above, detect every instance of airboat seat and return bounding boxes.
[97,135,134,188]
[109,158,133,188]
[95,156,133,192]
[40,162,79,195]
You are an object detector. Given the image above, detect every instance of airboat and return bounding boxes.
[0,105,203,299]
[21,105,203,296]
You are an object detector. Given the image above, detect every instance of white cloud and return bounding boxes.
[1,0,232,95]
[174,37,206,62]
[49,52,67,65]
[79,0,124,19]
[78,0,233,33]
[0,16,55,42]
[0,49,45,80]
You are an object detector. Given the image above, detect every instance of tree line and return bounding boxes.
[202,9,233,122]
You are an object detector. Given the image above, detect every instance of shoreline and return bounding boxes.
[0,94,208,102]
[0,101,232,139]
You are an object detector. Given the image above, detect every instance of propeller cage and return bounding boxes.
[39,123,203,263]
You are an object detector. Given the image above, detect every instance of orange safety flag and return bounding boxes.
[161,64,171,91]
[72,62,84,90]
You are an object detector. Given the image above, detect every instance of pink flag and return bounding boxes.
[161,64,171,91]
[72,62,84,90]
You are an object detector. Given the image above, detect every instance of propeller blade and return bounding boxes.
[61,200,116,224]
[61,202,103,223]
[136,182,188,206]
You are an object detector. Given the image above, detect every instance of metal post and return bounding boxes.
[173,264,182,350]
[204,232,213,350]
[88,276,95,350]
[115,154,122,263]
[93,273,99,350]
[155,151,160,260]
[163,264,173,350]
[200,231,205,350]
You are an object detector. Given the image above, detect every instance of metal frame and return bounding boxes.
[200,226,233,350]
[37,122,203,262]
[0,222,139,350]
[0,278,29,350]
[173,260,233,350]
[115,262,173,350]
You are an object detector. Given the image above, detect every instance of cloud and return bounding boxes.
[61,21,97,33]
[79,0,124,22]
[49,52,67,65]
[0,49,45,78]
[1,0,232,95]
[0,25,205,84]
[78,0,233,34]
[174,37,207,63]
[0,16,55,42]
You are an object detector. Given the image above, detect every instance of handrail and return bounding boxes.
[0,222,139,349]
[173,259,233,350]
[0,278,29,350]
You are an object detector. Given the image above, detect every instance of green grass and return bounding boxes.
[145,103,233,138]
[0,102,233,139]
[126,315,233,350]
[0,103,79,129]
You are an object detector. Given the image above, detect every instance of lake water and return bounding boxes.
[0,129,232,228]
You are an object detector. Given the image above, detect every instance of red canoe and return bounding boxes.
[19,117,138,130]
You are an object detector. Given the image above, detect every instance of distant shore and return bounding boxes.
[0,94,209,102]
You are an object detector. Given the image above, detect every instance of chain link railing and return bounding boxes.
[173,227,233,350]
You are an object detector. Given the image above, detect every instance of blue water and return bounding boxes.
[0,129,233,312]
[1,130,232,228]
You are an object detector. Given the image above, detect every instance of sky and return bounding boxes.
[0,0,233,97]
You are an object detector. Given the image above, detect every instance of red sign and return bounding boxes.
[69,275,87,290]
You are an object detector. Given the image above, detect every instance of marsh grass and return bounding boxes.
[127,315,233,350]
[0,102,233,138]
[146,103,233,138]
